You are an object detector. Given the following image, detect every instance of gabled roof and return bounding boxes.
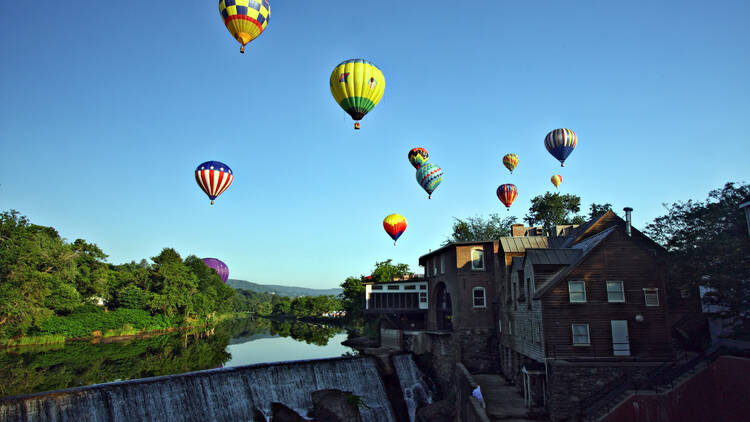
[418,240,496,263]
[558,210,617,247]
[499,236,552,253]
[524,248,581,266]
[533,226,617,299]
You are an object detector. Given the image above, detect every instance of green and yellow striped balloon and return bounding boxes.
[329,59,385,130]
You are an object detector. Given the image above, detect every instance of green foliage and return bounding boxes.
[371,259,411,283]
[588,203,613,220]
[38,308,176,338]
[0,210,236,340]
[524,192,583,234]
[340,276,366,319]
[644,182,750,329]
[444,214,517,244]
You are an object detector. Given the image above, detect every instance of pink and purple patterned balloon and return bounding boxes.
[202,258,229,283]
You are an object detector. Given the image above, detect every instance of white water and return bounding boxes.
[0,357,395,422]
[392,354,434,422]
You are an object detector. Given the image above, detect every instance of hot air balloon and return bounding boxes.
[551,174,563,189]
[218,0,271,54]
[502,154,519,174]
[195,161,234,205]
[383,214,407,245]
[416,163,443,199]
[329,59,385,130]
[202,258,229,283]
[544,128,577,166]
[497,184,518,210]
[408,148,429,169]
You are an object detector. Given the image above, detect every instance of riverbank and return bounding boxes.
[0,311,241,348]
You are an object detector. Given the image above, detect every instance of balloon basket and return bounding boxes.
[211,200,215,205]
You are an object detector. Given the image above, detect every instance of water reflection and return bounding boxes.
[0,318,353,397]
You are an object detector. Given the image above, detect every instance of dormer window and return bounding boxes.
[471,248,485,271]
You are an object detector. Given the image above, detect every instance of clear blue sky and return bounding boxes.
[1,1,748,289]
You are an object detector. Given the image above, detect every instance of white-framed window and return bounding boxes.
[440,254,445,274]
[568,281,587,303]
[644,288,659,306]
[433,259,437,276]
[680,288,690,299]
[606,281,625,303]
[419,292,427,303]
[372,285,382,290]
[534,322,541,343]
[508,320,512,335]
[498,320,503,333]
[472,287,486,308]
[471,248,485,270]
[572,324,591,346]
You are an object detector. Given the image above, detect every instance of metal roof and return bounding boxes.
[499,236,551,252]
[525,248,581,266]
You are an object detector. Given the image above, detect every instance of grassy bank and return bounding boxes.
[0,309,242,348]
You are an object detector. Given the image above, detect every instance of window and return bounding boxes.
[568,281,587,303]
[440,254,445,274]
[419,292,427,303]
[508,320,512,335]
[473,287,486,308]
[680,288,690,299]
[372,285,382,290]
[387,285,399,290]
[572,324,590,346]
[471,248,485,270]
[606,281,625,303]
[534,323,541,343]
[644,288,659,306]
[404,285,416,290]
[498,320,502,333]
[419,285,426,290]
[433,259,437,276]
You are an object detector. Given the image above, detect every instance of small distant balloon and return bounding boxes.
[497,184,518,210]
[408,148,429,169]
[416,163,443,199]
[195,161,234,205]
[383,214,407,245]
[502,154,519,174]
[551,174,563,189]
[544,128,577,167]
[202,257,229,283]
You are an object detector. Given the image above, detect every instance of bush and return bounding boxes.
[37,309,177,338]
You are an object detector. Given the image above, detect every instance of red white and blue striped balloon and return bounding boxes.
[195,161,234,205]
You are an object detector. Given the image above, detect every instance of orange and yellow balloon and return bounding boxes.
[502,154,519,174]
[551,174,563,189]
[219,0,271,54]
[383,214,407,246]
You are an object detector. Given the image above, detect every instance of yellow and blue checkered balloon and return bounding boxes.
[219,0,270,53]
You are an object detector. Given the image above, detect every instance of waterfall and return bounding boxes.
[0,357,395,422]
[392,354,434,422]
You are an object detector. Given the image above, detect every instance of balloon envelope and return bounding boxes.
[544,128,577,166]
[383,214,407,243]
[502,154,519,174]
[497,184,518,210]
[195,161,234,204]
[218,0,270,53]
[202,258,229,283]
[408,148,429,169]
[416,163,443,198]
[329,59,385,128]
[551,174,563,189]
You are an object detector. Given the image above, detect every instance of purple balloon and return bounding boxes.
[202,258,229,283]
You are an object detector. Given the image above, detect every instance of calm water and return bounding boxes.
[0,317,355,398]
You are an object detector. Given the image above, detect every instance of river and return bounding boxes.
[0,317,356,398]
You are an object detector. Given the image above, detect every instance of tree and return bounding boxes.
[644,182,750,332]
[524,192,585,235]
[116,284,149,310]
[444,214,517,244]
[371,259,411,282]
[339,276,366,319]
[588,203,613,220]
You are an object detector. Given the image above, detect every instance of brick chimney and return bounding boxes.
[511,224,526,237]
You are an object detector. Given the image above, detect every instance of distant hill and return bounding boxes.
[227,279,342,298]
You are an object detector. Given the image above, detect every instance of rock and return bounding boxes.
[270,402,306,422]
[416,399,455,422]
[311,389,363,422]
[342,336,378,349]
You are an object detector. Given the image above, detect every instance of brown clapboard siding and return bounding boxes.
[541,228,673,360]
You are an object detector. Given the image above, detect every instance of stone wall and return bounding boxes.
[453,363,492,422]
[454,329,500,374]
[545,360,660,422]
[403,331,459,395]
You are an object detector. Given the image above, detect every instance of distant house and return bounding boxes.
[362,274,429,330]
